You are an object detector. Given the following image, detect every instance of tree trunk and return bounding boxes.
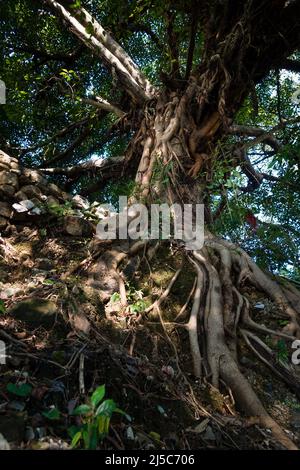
[90,86,300,450]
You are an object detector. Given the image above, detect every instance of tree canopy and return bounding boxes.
[0,0,300,275]
[2,0,300,452]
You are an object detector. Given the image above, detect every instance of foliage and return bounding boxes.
[0,300,6,314]
[0,0,300,278]
[6,382,32,397]
[68,384,124,449]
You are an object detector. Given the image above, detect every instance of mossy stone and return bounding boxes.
[9,297,57,327]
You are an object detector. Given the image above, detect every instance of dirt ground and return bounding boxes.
[1,225,300,450]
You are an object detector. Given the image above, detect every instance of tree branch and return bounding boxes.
[42,0,156,103]
[228,125,281,151]
[81,96,125,117]
[39,155,125,178]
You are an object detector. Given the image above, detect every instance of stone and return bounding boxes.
[21,168,47,185]
[48,182,63,198]
[15,190,28,201]
[0,286,23,299]
[72,194,89,210]
[10,161,19,170]
[9,297,57,327]
[0,151,12,166]
[0,414,25,443]
[0,201,12,218]
[64,216,93,237]
[0,433,10,450]
[0,163,11,171]
[0,184,16,197]
[13,200,35,213]
[0,171,19,188]
[11,169,21,175]
[46,195,59,206]
[19,184,42,200]
[36,258,53,271]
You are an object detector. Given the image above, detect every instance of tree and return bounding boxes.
[1,0,300,449]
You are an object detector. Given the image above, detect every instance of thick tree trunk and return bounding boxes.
[89,88,300,450]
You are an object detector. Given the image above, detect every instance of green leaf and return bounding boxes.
[68,425,81,438]
[110,292,121,303]
[95,398,117,417]
[71,404,91,415]
[42,407,60,420]
[89,423,98,449]
[91,385,105,408]
[0,300,5,314]
[71,431,82,448]
[6,382,32,397]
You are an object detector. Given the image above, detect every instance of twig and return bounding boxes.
[79,353,85,395]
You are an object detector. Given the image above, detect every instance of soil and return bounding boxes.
[0,224,299,450]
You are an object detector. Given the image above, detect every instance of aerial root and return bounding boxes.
[182,241,300,450]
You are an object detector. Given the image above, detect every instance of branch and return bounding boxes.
[81,96,125,117]
[14,45,83,65]
[228,125,281,151]
[41,125,92,167]
[39,155,125,178]
[42,0,156,103]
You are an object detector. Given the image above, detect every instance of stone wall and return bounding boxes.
[0,150,93,236]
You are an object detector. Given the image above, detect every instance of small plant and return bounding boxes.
[68,384,124,449]
[110,292,121,303]
[276,339,289,363]
[6,382,32,397]
[47,201,74,218]
[0,300,5,314]
[129,299,148,314]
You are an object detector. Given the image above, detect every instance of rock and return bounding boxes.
[64,216,93,237]
[10,161,19,170]
[0,286,23,299]
[48,182,63,198]
[254,302,265,310]
[15,190,28,201]
[0,413,25,443]
[0,433,10,450]
[0,201,12,218]
[46,195,59,206]
[20,168,47,185]
[13,200,35,213]
[36,258,53,271]
[19,184,42,200]
[0,150,13,166]
[0,184,16,197]
[0,171,19,188]
[69,312,91,335]
[72,194,89,210]
[9,297,57,327]
[0,163,11,171]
